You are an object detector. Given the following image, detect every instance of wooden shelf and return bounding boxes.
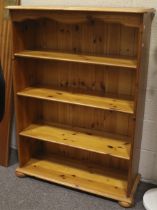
[7,6,155,14]
[20,123,131,160]
[16,154,130,203]
[17,87,134,114]
[14,50,137,69]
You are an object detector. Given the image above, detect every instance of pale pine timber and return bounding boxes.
[20,123,131,159]
[15,50,137,69]
[17,87,134,114]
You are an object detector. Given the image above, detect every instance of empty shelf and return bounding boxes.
[20,123,131,160]
[14,50,137,69]
[17,87,134,114]
[16,154,130,202]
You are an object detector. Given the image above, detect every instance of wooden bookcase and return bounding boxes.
[8,6,155,207]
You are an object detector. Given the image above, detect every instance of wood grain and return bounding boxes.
[9,6,154,206]
[7,6,155,14]
[0,0,20,166]
[20,123,131,159]
[17,87,134,114]
[16,154,131,203]
[127,13,153,195]
[15,50,137,69]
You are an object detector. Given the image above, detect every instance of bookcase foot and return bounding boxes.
[119,174,140,208]
[15,171,26,178]
[118,200,133,208]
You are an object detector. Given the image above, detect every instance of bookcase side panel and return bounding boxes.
[127,13,153,195]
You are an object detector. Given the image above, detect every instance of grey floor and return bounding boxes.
[0,149,156,210]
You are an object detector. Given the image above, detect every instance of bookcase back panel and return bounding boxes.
[13,19,138,58]
[44,142,129,171]
[43,102,134,136]
[10,9,142,27]
[37,61,135,98]
[15,59,135,99]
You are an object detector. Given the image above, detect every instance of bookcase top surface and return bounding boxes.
[7,6,155,14]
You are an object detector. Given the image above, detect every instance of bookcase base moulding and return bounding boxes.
[15,166,141,208]
[8,6,155,208]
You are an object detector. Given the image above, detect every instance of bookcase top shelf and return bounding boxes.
[7,6,155,14]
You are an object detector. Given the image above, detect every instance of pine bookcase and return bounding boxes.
[8,6,155,207]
